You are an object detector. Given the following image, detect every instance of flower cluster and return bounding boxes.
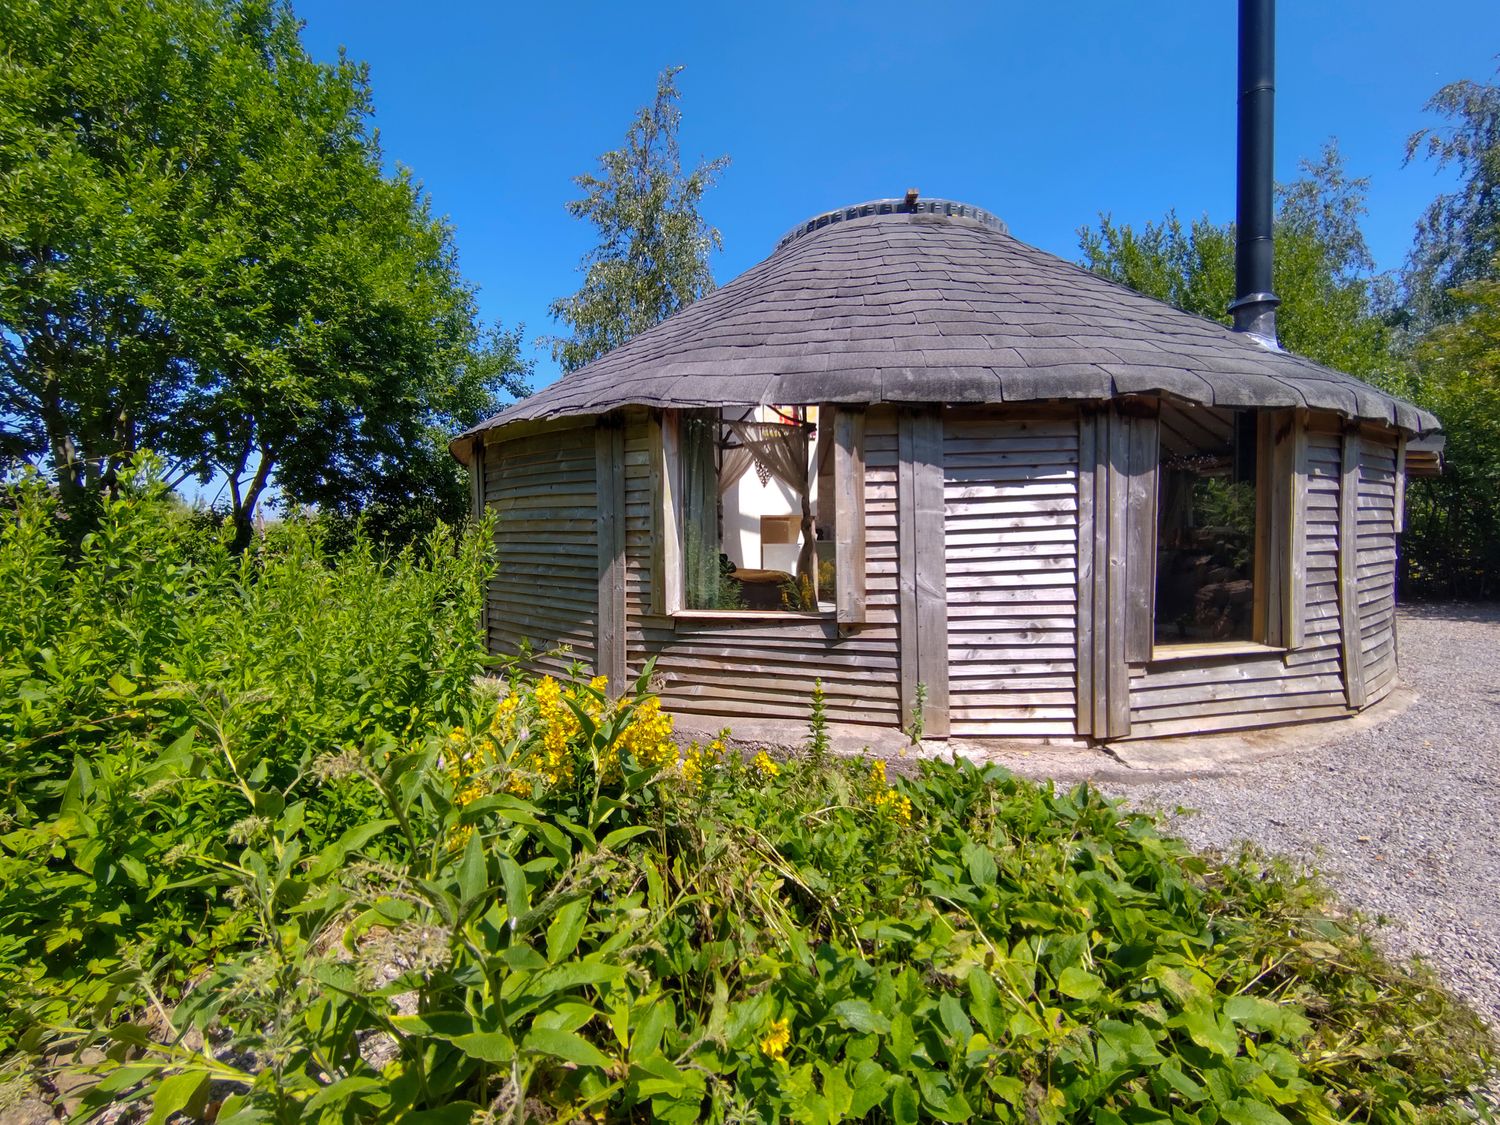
[868,759,913,824]
[610,693,677,780]
[679,730,728,789]
[751,751,780,779]
[759,1017,791,1059]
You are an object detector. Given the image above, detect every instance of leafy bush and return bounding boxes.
[0,464,492,1049]
[2,465,1492,1122]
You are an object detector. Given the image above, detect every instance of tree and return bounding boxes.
[548,66,728,372]
[1402,61,1500,332]
[1405,265,1500,596]
[0,0,528,547]
[1078,142,1400,385]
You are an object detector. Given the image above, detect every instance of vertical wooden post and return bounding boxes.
[833,407,868,628]
[1393,434,1408,532]
[595,419,627,696]
[1284,410,1309,649]
[1338,429,1367,708]
[1104,411,1133,737]
[648,411,683,617]
[1075,409,1097,738]
[471,435,491,651]
[1122,407,1160,664]
[897,408,948,738]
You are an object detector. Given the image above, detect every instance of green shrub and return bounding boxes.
[56,695,1496,1124]
[2,463,1491,1122]
[0,463,494,1048]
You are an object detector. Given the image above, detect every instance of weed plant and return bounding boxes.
[0,466,1492,1123]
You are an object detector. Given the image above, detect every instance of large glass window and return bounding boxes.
[679,406,825,612]
[1154,406,1259,644]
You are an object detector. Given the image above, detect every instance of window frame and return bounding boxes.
[650,406,867,624]
[1147,406,1300,662]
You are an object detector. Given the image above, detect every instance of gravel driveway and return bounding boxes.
[1101,603,1500,1035]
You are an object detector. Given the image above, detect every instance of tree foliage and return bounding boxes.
[1402,60,1500,332]
[1405,266,1500,596]
[0,0,528,546]
[1078,143,1400,385]
[548,66,728,373]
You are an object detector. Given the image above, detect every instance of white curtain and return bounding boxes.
[723,420,816,592]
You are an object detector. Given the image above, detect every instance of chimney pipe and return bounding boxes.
[1229,0,1280,346]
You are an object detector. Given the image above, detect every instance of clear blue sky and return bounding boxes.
[293,0,1498,391]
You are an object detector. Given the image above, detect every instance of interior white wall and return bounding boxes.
[724,468,797,570]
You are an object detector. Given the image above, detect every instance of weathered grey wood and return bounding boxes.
[1102,409,1133,737]
[833,407,868,628]
[1338,429,1367,708]
[897,415,920,728]
[595,421,627,696]
[1089,411,1112,737]
[913,410,949,737]
[1393,435,1408,532]
[651,412,683,616]
[1073,411,1097,737]
[1123,409,1159,663]
[1285,410,1309,649]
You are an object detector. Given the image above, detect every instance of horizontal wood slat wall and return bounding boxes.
[1356,435,1400,702]
[623,407,902,728]
[1124,423,1351,739]
[944,413,1080,737]
[485,424,599,678]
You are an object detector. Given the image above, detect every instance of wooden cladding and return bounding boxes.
[832,407,868,627]
[472,400,1406,746]
[897,409,948,737]
[946,414,1081,738]
[483,424,599,678]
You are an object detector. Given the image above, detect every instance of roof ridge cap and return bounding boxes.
[772,197,1007,254]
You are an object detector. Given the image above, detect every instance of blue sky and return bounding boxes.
[293,0,1498,391]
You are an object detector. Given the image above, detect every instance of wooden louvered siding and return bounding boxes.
[943,415,1079,737]
[623,407,902,728]
[485,425,598,678]
[1356,435,1400,702]
[1124,425,1350,739]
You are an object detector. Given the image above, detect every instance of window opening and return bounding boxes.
[1154,406,1259,644]
[680,406,823,612]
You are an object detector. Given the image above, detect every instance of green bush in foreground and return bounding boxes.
[0,471,1492,1122]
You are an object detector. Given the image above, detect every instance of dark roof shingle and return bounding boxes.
[460,199,1437,445]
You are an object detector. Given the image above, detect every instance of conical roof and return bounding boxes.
[460,197,1436,446]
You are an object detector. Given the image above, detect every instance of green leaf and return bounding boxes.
[1223,995,1312,1038]
[890,1076,920,1125]
[498,852,529,924]
[1177,1003,1239,1059]
[937,993,972,1041]
[1056,966,1104,1001]
[524,1027,614,1070]
[832,998,890,1035]
[456,829,487,908]
[147,1070,211,1125]
[1220,1099,1293,1125]
[961,843,998,887]
[546,898,589,964]
[453,1031,515,1063]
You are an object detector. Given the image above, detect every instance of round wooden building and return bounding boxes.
[453,196,1437,745]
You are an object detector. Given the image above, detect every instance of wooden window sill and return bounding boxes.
[673,608,834,625]
[1147,641,1287,663]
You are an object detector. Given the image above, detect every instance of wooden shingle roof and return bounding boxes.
[461,198,1437,447]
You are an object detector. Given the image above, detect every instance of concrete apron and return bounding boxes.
[670,684,1419,788]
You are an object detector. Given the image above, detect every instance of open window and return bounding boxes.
[1153,404,1262,646]
[677,406,825,612]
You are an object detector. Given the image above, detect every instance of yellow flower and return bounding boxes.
[869,759,886,784]
[760,1017,790,1059]
[752,751,780,779]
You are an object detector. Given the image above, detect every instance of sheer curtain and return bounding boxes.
[723,420,816,591]
[680,411,721,610]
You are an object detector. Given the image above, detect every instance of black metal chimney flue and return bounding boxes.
[1229,0,1280,345]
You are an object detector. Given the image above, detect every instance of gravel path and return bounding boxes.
[1101,603,1500,1036]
